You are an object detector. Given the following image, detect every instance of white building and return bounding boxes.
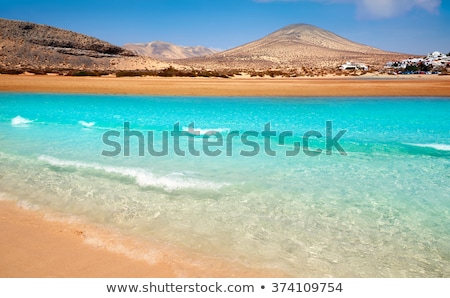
[339,61,369,71]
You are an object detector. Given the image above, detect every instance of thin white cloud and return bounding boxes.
[254,0,441,19]
[349,0,441,18]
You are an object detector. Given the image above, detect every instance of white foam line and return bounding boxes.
[38,155,228,191]
[182,127,230,136]
[405,143,450,151]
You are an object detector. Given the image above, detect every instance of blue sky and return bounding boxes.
[1,0,449,55]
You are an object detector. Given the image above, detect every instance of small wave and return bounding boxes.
[11,116,33,126]
[182,127,230,136]
[38,155,228,191]
[79,120,96,128]
[404,143,450,151]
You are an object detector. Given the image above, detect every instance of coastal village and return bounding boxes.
[340,51,450,75]
[383,51,450,74]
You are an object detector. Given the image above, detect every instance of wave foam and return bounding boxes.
[182,127,230,136]
[78,120,96,128]
[405,143,450,151]
[38,155,227,191]
[11,116,33,126]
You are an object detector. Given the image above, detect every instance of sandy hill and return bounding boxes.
[123,41,218,60]
[0,18,169,72]
[182,24,410,70]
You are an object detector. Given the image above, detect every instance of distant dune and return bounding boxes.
[181,24,410,70]
[123,41,219,60]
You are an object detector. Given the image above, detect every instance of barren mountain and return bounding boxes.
[182,24,410,70]
[0,18,169,72]
[123,41,218,60]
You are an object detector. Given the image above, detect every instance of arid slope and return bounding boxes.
[182,24,410,70]
[0,18,169,71]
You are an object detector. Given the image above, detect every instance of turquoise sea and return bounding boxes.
[0,93,449,277]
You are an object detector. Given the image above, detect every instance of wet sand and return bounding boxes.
[0,200,173,277]
[0,200,285,277]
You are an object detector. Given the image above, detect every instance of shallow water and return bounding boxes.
[0,93,449,277]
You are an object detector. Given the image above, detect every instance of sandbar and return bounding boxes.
[0,74,449,97]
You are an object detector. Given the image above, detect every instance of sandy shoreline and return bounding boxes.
[0,200,284,278]
[0,74,449,97]
[0,200,173,278]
